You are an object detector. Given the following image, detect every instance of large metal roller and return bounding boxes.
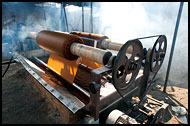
[70,31,109,48]
[30,31,133,54]
[35,30,84,60]
[29,31,112,65]
[70,31,133,54]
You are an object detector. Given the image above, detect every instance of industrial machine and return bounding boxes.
[13,30,168,124]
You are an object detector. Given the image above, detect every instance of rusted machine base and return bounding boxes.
[15,52,167,124]
[14,52,145,124]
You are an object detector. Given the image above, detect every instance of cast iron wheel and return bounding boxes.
[112,39,143,90]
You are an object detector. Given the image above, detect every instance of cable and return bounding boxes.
[2,55,13,78]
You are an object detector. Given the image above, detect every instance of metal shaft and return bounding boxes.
[101,39,133,54]
[28,32,37,40]
[163,2,184,92]
[70,43,112,65]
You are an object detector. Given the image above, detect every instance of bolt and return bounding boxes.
[128,61,137,70]
[89,82,100,94]
[160,52,165,58]
[133,62,138,70]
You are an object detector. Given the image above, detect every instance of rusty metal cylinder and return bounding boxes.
[29,30,112,65]
[101,39,133,54]
[36,30,84,60]
[70,43,112,65]
[71,32,133,54]
[70,31,109,48]
[70,31,108,40]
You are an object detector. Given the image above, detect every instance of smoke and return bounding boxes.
[64,2,188,88]
[96,2,188,88]
[2,2,62,58]
[2,2,188,88]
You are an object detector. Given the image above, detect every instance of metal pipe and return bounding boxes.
[42,3,47,26]
[90,2,93,33]
[101,39,133,54]
[70,43,112,65]
[163,2,184,92]
[28,32,37,40]
[60,2,64,31]
[82,2,84,32]
[63,4,69,32]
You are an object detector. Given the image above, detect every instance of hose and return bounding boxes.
[2,55,13,78]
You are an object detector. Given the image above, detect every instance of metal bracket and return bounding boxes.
[89,66,112,121]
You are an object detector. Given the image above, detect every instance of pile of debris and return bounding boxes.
[171,106,188,124]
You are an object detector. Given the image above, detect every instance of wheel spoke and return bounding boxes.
[113,39,143,91]
[150,35,167,73]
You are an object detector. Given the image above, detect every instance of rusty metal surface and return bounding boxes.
[70,31,108,49]
[36,30,84,60]
[70,31,108,40]
[14,52,86,113]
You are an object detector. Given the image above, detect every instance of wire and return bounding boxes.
[2,56,13,78]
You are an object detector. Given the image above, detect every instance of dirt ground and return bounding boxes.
[2,58,64,124]
[2,57,188,124]
[146,80,188,124]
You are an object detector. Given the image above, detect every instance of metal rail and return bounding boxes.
[90,2,93,33]
[14,52,85,113]
[82,2,84,32]
[63,4,69,32]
